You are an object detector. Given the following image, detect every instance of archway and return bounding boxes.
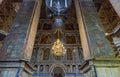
[53,67,64,77]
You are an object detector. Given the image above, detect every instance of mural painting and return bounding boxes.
[67,48,73,60]
[66,34,76,44]
[40,34,52,44]
[65,23,74,30]
[43,23,52,30]
[43,48,50,60]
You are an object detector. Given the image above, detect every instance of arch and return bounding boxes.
[50,63,67,73]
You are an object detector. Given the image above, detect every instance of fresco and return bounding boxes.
[0,33,26,59]
[43,48,50,60]
[67,48,73,60]
[65,23,74,30]
[40,34,52,44]
[0,0,36,60]
[43,23,52,30]
[66,34,76,44]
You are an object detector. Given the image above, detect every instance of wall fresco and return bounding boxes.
[40,34,52,44]
[66,34,76,44]
[67,48,73,60]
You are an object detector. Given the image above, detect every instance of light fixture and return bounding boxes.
[52,38,66,57]
[52,29,66,59]
[55,18,63,26]
[46,0,72,14]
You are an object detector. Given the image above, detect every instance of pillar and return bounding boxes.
[75,0,91,60]
[0,0,42,60]
[75,0,114,59]
[0,0,42,77]
[75,0,120,77]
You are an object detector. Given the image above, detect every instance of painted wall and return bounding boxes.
[0,68,17,77]
[110,0,120,17]
[0,0,37,60]
[96,67,120,77]
[0,0,3,4]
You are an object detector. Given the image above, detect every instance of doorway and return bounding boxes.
[53,67,64,77]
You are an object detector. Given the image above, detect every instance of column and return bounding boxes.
[75,0,91,59]
[37,65,40,75]
[0,0,42,61]
[0,0,42,76]
[75,0,114,58]
[75,0,120,77]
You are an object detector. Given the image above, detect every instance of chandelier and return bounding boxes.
[46,0,72,14]
[52,29,66,59]
[52,39,66,58]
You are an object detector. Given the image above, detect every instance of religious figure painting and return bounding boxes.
[38,23,43,30]
[67,48,73,60]
[37,48,43,62]
[43,23,52,30]
[66,34,76,44]
[43,48,50,60]
[65,23,74,30]
[40,34,52,44]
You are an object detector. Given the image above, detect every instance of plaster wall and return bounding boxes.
[96,67,120,77]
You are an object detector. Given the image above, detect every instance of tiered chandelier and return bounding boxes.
[52,38,66,57]
[52,29,66,59]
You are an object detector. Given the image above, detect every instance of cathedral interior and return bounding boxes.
[0,0,120,77]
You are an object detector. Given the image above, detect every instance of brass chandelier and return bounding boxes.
[52,29,66,59]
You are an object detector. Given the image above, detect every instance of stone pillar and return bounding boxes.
[75,0,91,60]
[0,0,42,77]
[0,0,42,61]
[75,0,114,58]
[75,0,120,77]
[37,65,40,75]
